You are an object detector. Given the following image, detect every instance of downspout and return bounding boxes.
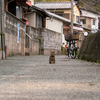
[61,25,63,44]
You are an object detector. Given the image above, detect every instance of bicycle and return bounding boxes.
[65,34,79,59]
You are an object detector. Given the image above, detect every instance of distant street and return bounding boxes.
[0,55,100,100]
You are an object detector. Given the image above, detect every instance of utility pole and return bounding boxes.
[0,0,4,59]
[71,0,74,34]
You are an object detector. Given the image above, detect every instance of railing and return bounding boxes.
[4,11,26,37]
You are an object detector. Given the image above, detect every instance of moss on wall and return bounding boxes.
[78,32,100,63]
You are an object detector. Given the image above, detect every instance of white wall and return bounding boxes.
[46,17,63,33]
[30,0,34,5]
[25,12,36,28]
[62,34,66,45]
[46,17,66,45]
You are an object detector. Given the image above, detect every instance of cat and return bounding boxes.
[49,51,55,64]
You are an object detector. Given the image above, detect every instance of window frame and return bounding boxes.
[36,13,43,28]
[80,19,86,24]
[93,19,95,25]
[76,16,79,23]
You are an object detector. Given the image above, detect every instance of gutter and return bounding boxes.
[32,6,50,17]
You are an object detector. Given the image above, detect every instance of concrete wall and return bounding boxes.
[25,26,62,55]
[41,28,61,55]
[46,17,63,33]
[25,26,39,55]
[5,33,25,56]
[78,32,100,63]
[4,11,26,57]
[0,51,5,59]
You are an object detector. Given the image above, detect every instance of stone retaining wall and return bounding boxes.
[78,32,100,62]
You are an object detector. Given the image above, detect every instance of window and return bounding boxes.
[63,14,70,19]
[36,13,43,28]
[76,16,79,23]
[8,0,16,16]
[80,19,86,24]
[98,17,100,29]
[93,19,95,25]
[58,14,63,17]
[16,5,22,19]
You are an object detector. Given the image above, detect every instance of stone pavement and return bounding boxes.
[0,55,100,100]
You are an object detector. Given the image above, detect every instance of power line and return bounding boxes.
[79,0,98,13]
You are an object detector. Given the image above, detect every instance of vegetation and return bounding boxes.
[96,60,99,64]
[39,48,42,55]
[39,38,42,55]
[79,0,100,12]
[9,54,14,57]
[62,47,65,55]
[76,51,78,56]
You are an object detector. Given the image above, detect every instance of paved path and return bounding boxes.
[0,55,100,100]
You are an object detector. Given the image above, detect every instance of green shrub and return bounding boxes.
[76,51,79,56]
[9,54,12,57]
[62,47,65,55]
[96,60,99,63]
[9,54,14,57]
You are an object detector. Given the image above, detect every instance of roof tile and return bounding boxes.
[35,2,76,9]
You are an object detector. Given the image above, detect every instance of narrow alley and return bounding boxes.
[0,55,100,100]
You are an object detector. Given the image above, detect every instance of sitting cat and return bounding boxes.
[49,51,55,64]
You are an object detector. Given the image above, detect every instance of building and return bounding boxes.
[0,0,33,59]
[45,10,83,45]
[35,1,81,24]
[25,7,63,55]
[25,6,49,28]
[35,2,82,45]
[80,8,100,33]
[24,6,51,55]
[0,0,65,58]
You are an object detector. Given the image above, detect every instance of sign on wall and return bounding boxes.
[17,23,20,43]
